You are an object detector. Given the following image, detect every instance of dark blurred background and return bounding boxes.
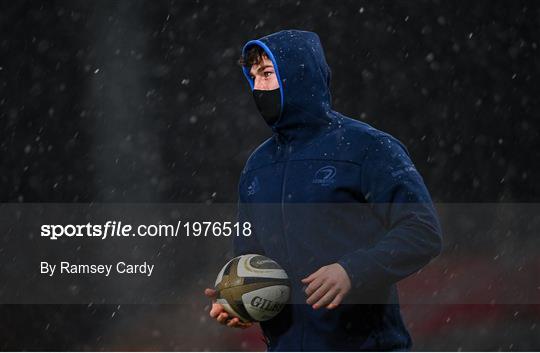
[0,0,539,350]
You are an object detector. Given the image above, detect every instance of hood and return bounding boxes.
[241,29,336,141]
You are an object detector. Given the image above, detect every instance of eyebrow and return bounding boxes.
[249,64,273,76]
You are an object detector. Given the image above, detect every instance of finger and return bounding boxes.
[209,303,224,318]
[306,281,331,305]
[304,277,324,297]
[226,317,253,329]
[237,322,253,329]
[326,293,344,309]
[231,319,252,329]
[234,318,253,328]
[301,269,321,283]
[313,287,339,309]
[217,312,229,324]
[226,317,240,327]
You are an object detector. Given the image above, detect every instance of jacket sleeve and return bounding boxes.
[232,174,266,257]
[337,134,443,291]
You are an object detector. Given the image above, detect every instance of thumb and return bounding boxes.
[204,288,217,299]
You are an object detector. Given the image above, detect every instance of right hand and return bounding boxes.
[204,288,253,329]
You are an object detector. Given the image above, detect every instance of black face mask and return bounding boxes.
[252,88,282,126]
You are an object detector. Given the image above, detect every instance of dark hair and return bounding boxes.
[237,45,267,67]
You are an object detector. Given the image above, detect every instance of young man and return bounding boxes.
[205,29,442,351]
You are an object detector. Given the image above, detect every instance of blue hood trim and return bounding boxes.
[241,40,285,118]
[240,30,335,141]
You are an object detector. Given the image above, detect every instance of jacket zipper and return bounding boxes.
[280,142,292,268]
[280,141,304,350]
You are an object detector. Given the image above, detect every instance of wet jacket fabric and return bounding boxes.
[233,29,442,351]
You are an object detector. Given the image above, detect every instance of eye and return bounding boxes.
[263,71,274,78]
[250,75,255,81]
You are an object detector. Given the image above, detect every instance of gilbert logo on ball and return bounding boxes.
[214,254,290,322]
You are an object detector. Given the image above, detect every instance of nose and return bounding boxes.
[253,77,279,91]
[253,77,269,90]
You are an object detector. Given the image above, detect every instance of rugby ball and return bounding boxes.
[214,254,290,322]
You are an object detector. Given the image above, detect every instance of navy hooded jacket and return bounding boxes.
[233,29,443,351]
